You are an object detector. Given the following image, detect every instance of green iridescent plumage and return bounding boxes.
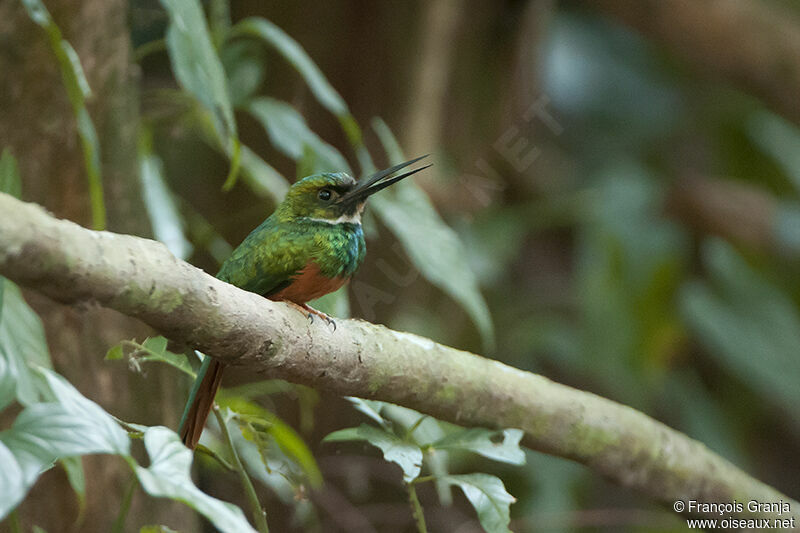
[217,172,367,295]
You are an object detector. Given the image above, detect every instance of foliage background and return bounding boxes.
[2,0,800,531]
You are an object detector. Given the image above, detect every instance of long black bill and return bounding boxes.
[338,155,431,205]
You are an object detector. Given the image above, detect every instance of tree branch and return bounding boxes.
[0,192,797,521]
[590,0,800,127]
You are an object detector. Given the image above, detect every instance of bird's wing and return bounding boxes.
[215,220,310,298]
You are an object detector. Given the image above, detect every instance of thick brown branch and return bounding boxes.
[0,192,797,521]
[591,0,800,127]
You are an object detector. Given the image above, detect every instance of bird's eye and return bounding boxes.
[318,189,333,201]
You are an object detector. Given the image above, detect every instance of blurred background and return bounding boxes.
[2,0,800,531]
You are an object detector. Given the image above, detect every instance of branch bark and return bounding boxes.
[590,0,800,127]
[0,192,797,522]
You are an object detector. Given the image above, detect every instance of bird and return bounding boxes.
[178,155,431,448]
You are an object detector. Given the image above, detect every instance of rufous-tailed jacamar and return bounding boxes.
[179,156,430,448]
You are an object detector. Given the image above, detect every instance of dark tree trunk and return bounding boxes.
[0,1,195,530]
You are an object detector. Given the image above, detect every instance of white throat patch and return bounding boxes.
[304,207,363,225]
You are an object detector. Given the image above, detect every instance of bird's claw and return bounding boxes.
[290,302,336,331]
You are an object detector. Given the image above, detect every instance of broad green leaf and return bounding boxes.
[230,17,367,154]
[226,429,296,502]
[0,149,22,199]
[133,426,256,533]
[159,0,240,188]
[445,474,516,533]
[680,240,800,427]
[38,369,130,455]
[0,369,129,519]
[221,40,265,108]
[432,428,525,466]
[0,279,52,407]
[324,424,422,482]
[373,119,494,349]
[345,397,387,426]
[219,397,322,487]
[380,403,453,504]
[139,130,193,260]
[142,336,168,355]
[140,526,179,533]
[0,441,24,519]
[245,97,350,174]
[231,18,348,117]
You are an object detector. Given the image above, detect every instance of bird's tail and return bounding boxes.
[179,356,225,449]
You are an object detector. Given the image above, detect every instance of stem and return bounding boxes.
[407,482,428,533]
[8,510,21,533]
[405,415,427,439]
[213,406,270,533]
[111,477,138,533]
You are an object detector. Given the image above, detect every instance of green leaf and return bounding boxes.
[0,149,22,198]
[105,344,124,361]
[133,426,257,533]
[0,369,130,520]
[142,336,168,355]
[38,368,130,455]
[116,337,193,377]
[444,474,516,533]
[0,441,24,519]
[159,0,240,187]
[220,397,323,487]
[372,119,494,349]
[0,325,14,412]
[221,40,265,108]
[231,18,348,117]
[138,129,193,260]
[378,403,454,504]
[324,424,422,482]
[245,97,350,174]
[432,428,525,466]
[345,397,387,426]
[0,279,52,407]
[680,239,800,427]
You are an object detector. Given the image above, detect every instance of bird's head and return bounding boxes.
[275,155,430,224]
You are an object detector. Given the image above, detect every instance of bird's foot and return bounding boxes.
[303,304,337,331]
[284,301,336,331]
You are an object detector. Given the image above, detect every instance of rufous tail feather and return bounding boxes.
[179,357,224,449]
